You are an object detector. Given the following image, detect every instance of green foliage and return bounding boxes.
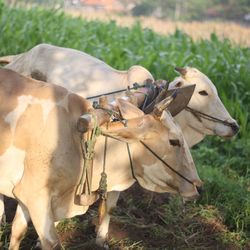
[0,0,4,15]
[0,3,249,247]
[192,136,250,236]
[193,145,250,235]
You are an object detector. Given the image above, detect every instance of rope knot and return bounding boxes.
[98,172,107,199]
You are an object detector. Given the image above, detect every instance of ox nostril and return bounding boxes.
[197,186,203,195]
[230,122,240,134]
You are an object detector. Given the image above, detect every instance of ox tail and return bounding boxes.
[0,54,22,64]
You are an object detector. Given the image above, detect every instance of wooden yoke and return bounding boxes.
[77,96,111,133]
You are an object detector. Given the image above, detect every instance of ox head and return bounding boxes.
[170,67,239,145]
[103,97,202,200]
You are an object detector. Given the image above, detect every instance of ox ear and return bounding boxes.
[102,125,152,143]
[175,67,187,76]
[153,92,176,117]
[116,98,144,120]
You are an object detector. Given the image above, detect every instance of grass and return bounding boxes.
[5,1,250,46]
[0,1,249,249]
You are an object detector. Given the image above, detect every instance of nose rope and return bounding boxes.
[126,143,137,180]
[139,141,196,186]
[101,132,196,187]
[185,106,235,128]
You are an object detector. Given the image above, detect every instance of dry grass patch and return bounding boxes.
[67,10,250,47]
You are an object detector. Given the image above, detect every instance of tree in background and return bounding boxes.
[130,0,250,21]
[5,0,64,8]
[206,0,250,20]
[4,0,250,21]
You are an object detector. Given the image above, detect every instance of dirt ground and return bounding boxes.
[1,184,247,250]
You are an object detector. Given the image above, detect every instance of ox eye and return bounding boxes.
[199,90,208,96]
[169,139,181,147]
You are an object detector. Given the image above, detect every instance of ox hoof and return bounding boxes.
[34,239,42,249]
[96,237,109,249]
[103,241,109,249]
[0,213,6,225]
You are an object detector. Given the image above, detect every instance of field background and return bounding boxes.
[68,10,250,47]
[0,1,249,249]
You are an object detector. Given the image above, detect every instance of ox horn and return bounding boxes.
[154,79,169,89]
[153,84,196,117]
[77,113,97,133]
[175,67,187,76]
[153,91,178,117]
[164,84,195,116]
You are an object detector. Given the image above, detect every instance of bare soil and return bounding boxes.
[0,184,247,249]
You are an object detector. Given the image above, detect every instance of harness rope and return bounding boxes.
[126,143,137,180]
[86,82,148,100]
[123,120,138,182]
[185,106,234,128]
[75,116,101,205]
[140,141,195,186]
[98,123,109,224]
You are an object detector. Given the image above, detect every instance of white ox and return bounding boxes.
[169,67,239,147]
[0,68,201,249]
[0,44,154,98]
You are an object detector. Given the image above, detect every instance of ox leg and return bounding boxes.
[0,194,5,224]
[26,198,60,250]
[9,204,30,250]
[96,191,120,248]
[34,221,60,249]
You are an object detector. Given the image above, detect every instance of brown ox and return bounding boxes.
[0,68,201,249]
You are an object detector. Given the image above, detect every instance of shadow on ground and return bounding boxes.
[0,184,247,249]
